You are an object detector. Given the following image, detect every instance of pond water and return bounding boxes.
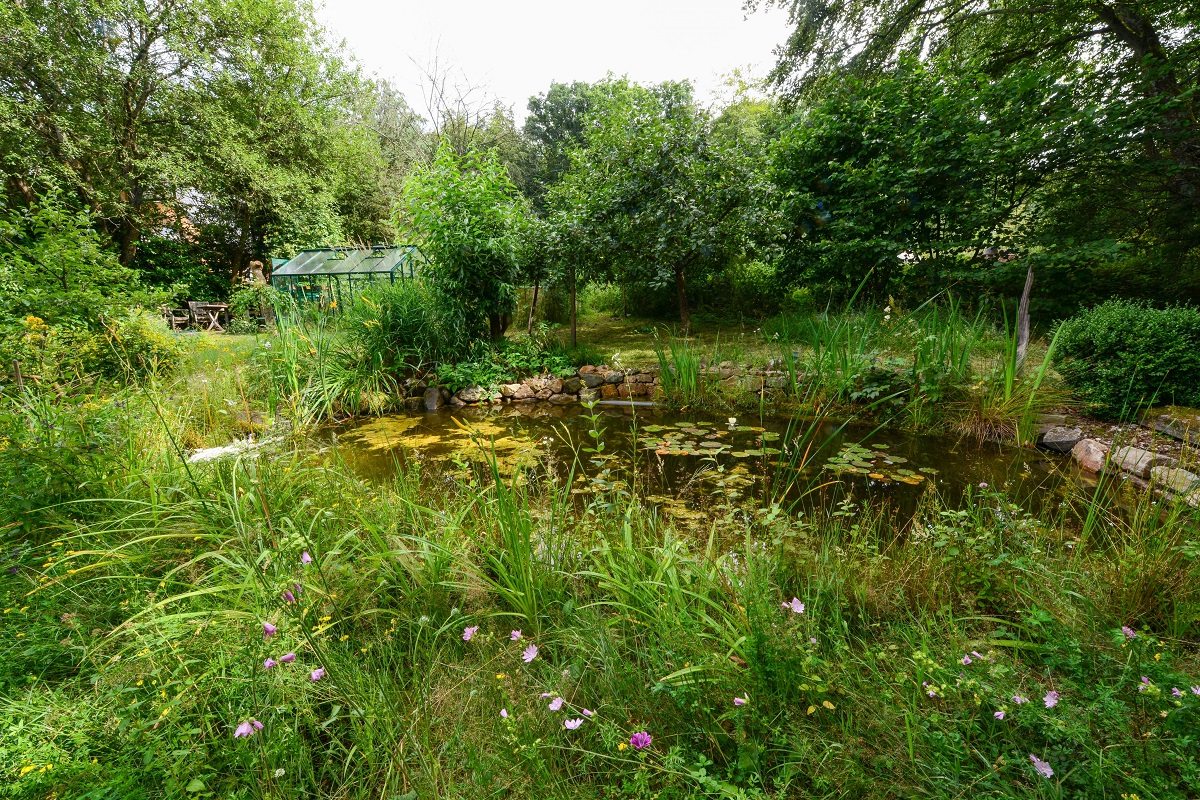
[329,402,1083,524]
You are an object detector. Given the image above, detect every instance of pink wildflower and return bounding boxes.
[264,658,277,670]
[1043,690,1059,708]
[1029,754,1054,779]
[282,590,295,603]
[310,667,324,682]
[564,718,583,730]
[961,655,972,665]
[511,630,522,641]
[994,711,1005,720]
[1012,695,1028,704]
[280,652,295,663]
[630,731,652,749]
[1172,687,1182,698]
[548,697,564,711]
[500,708,508,719]
[301,551,312,565]
[522,644,538,663]
[262,621,277,638]
[1121,626,1137,639]
[733,694,748,706]
[462,626,479,642]
[781,597,805,614]
[583,708,594,717]
[234,721,255,738]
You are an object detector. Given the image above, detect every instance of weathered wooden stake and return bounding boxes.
[1016,264,1034,372]
[12,360,23,391]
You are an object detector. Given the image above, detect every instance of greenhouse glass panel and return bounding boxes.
[271,246,425,307]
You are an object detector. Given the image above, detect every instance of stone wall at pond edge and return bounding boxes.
[402,362,794,412]
[1037,408,1200,508]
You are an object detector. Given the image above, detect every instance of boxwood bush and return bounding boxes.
[1054,300,1200,419]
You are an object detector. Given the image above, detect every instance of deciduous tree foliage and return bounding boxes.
[548,80,767,329]
[0,0,413,294]
[401,143,524,342]
[753,0,1200,306]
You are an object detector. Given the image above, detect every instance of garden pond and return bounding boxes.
[327,402,1098,525]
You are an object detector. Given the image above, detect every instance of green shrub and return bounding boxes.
[1054,300,1200,418]
[80,310,187,379]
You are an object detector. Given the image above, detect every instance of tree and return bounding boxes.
[0,0,404,292]
[401,143,523,342]
[549,80,764,330]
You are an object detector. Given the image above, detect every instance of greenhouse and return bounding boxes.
[270,245,425,307]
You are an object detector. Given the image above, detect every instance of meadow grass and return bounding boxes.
[2,323,1199,799]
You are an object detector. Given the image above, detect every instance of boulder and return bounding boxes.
[404,396,423,411]
[524,377,545,393]
[580,372,606,389]
[600,384,619,399]
[449,395,466,408]
[1041,426,1084,454]
[1185,490,1200,509]
[765,375,789,390]
[718,360,735,370]
[578,388,599,403]
[548,392,575,405]
[406,379,427,398]
[513,384,534,400]
[1036,413,1069,426]
[545,377,563,394]
[604,371,626,384]
[629,382,649,397]
[633,372,655,384]
[617,383,631,398]
[1147,408,1200,444]
[579,365,597,374]
[1110,445,1169,479]
[1150,466,1200,494]
[562,376,583,393]
[423,387,444,411]
[499,383,520,398]
[1072,438,1109,473]
[456,386,485,403]
[535,388,553,400]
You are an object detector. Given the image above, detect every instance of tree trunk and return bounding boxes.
[527,278,540,335]
[1015,263,1034,372]
[489,313,508,342]
[569,266,577,349]
[673,263,691,331]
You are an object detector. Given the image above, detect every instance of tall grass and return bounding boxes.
[653,329,701,404]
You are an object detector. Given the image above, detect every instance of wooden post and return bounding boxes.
[569,266,577,349]
[1016,264,1034,371]
[527,278,539,335]
[12,360,23,391]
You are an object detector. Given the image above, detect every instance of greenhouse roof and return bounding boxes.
[271,245,423,279]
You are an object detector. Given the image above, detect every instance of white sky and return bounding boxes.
[316,0,792,122]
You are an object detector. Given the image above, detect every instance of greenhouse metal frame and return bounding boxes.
[270,245,425,307]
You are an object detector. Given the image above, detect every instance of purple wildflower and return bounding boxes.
[301,551,312,565]
[234,721,254,738]
[1043,691,1059,708]
[971,651,985,659]
[293,583,302,595]
[630,731,652,750]
[462,626,479,642]
[264,658,277,670]
[1012,695,1028,704]
[961,655,972,666]
[282,590,295,603]
[280,652,295,663]
[1193,686,1200,695]
[809,637,817,644]
[548,697,564,711]
[262,621,277,638]
[978,482,988,489]
[583,708,594,717]
[510,630,522,641]
[1138,676,1151,692]
[564,718,583,730]
[1121,626,1137,639]
[310,667,324,682]
[781,597,805,614]
[6,566,16,575]
[1172,687,1182,698]
[733,694,748,706]
[994,711,1005,720]
[540,693,552,698]
[500,708,508,719]
[522,644,538,663]
[252,719,263,731]
[1029,754,1054,779]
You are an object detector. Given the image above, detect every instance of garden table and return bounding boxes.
[190,302,229,332]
